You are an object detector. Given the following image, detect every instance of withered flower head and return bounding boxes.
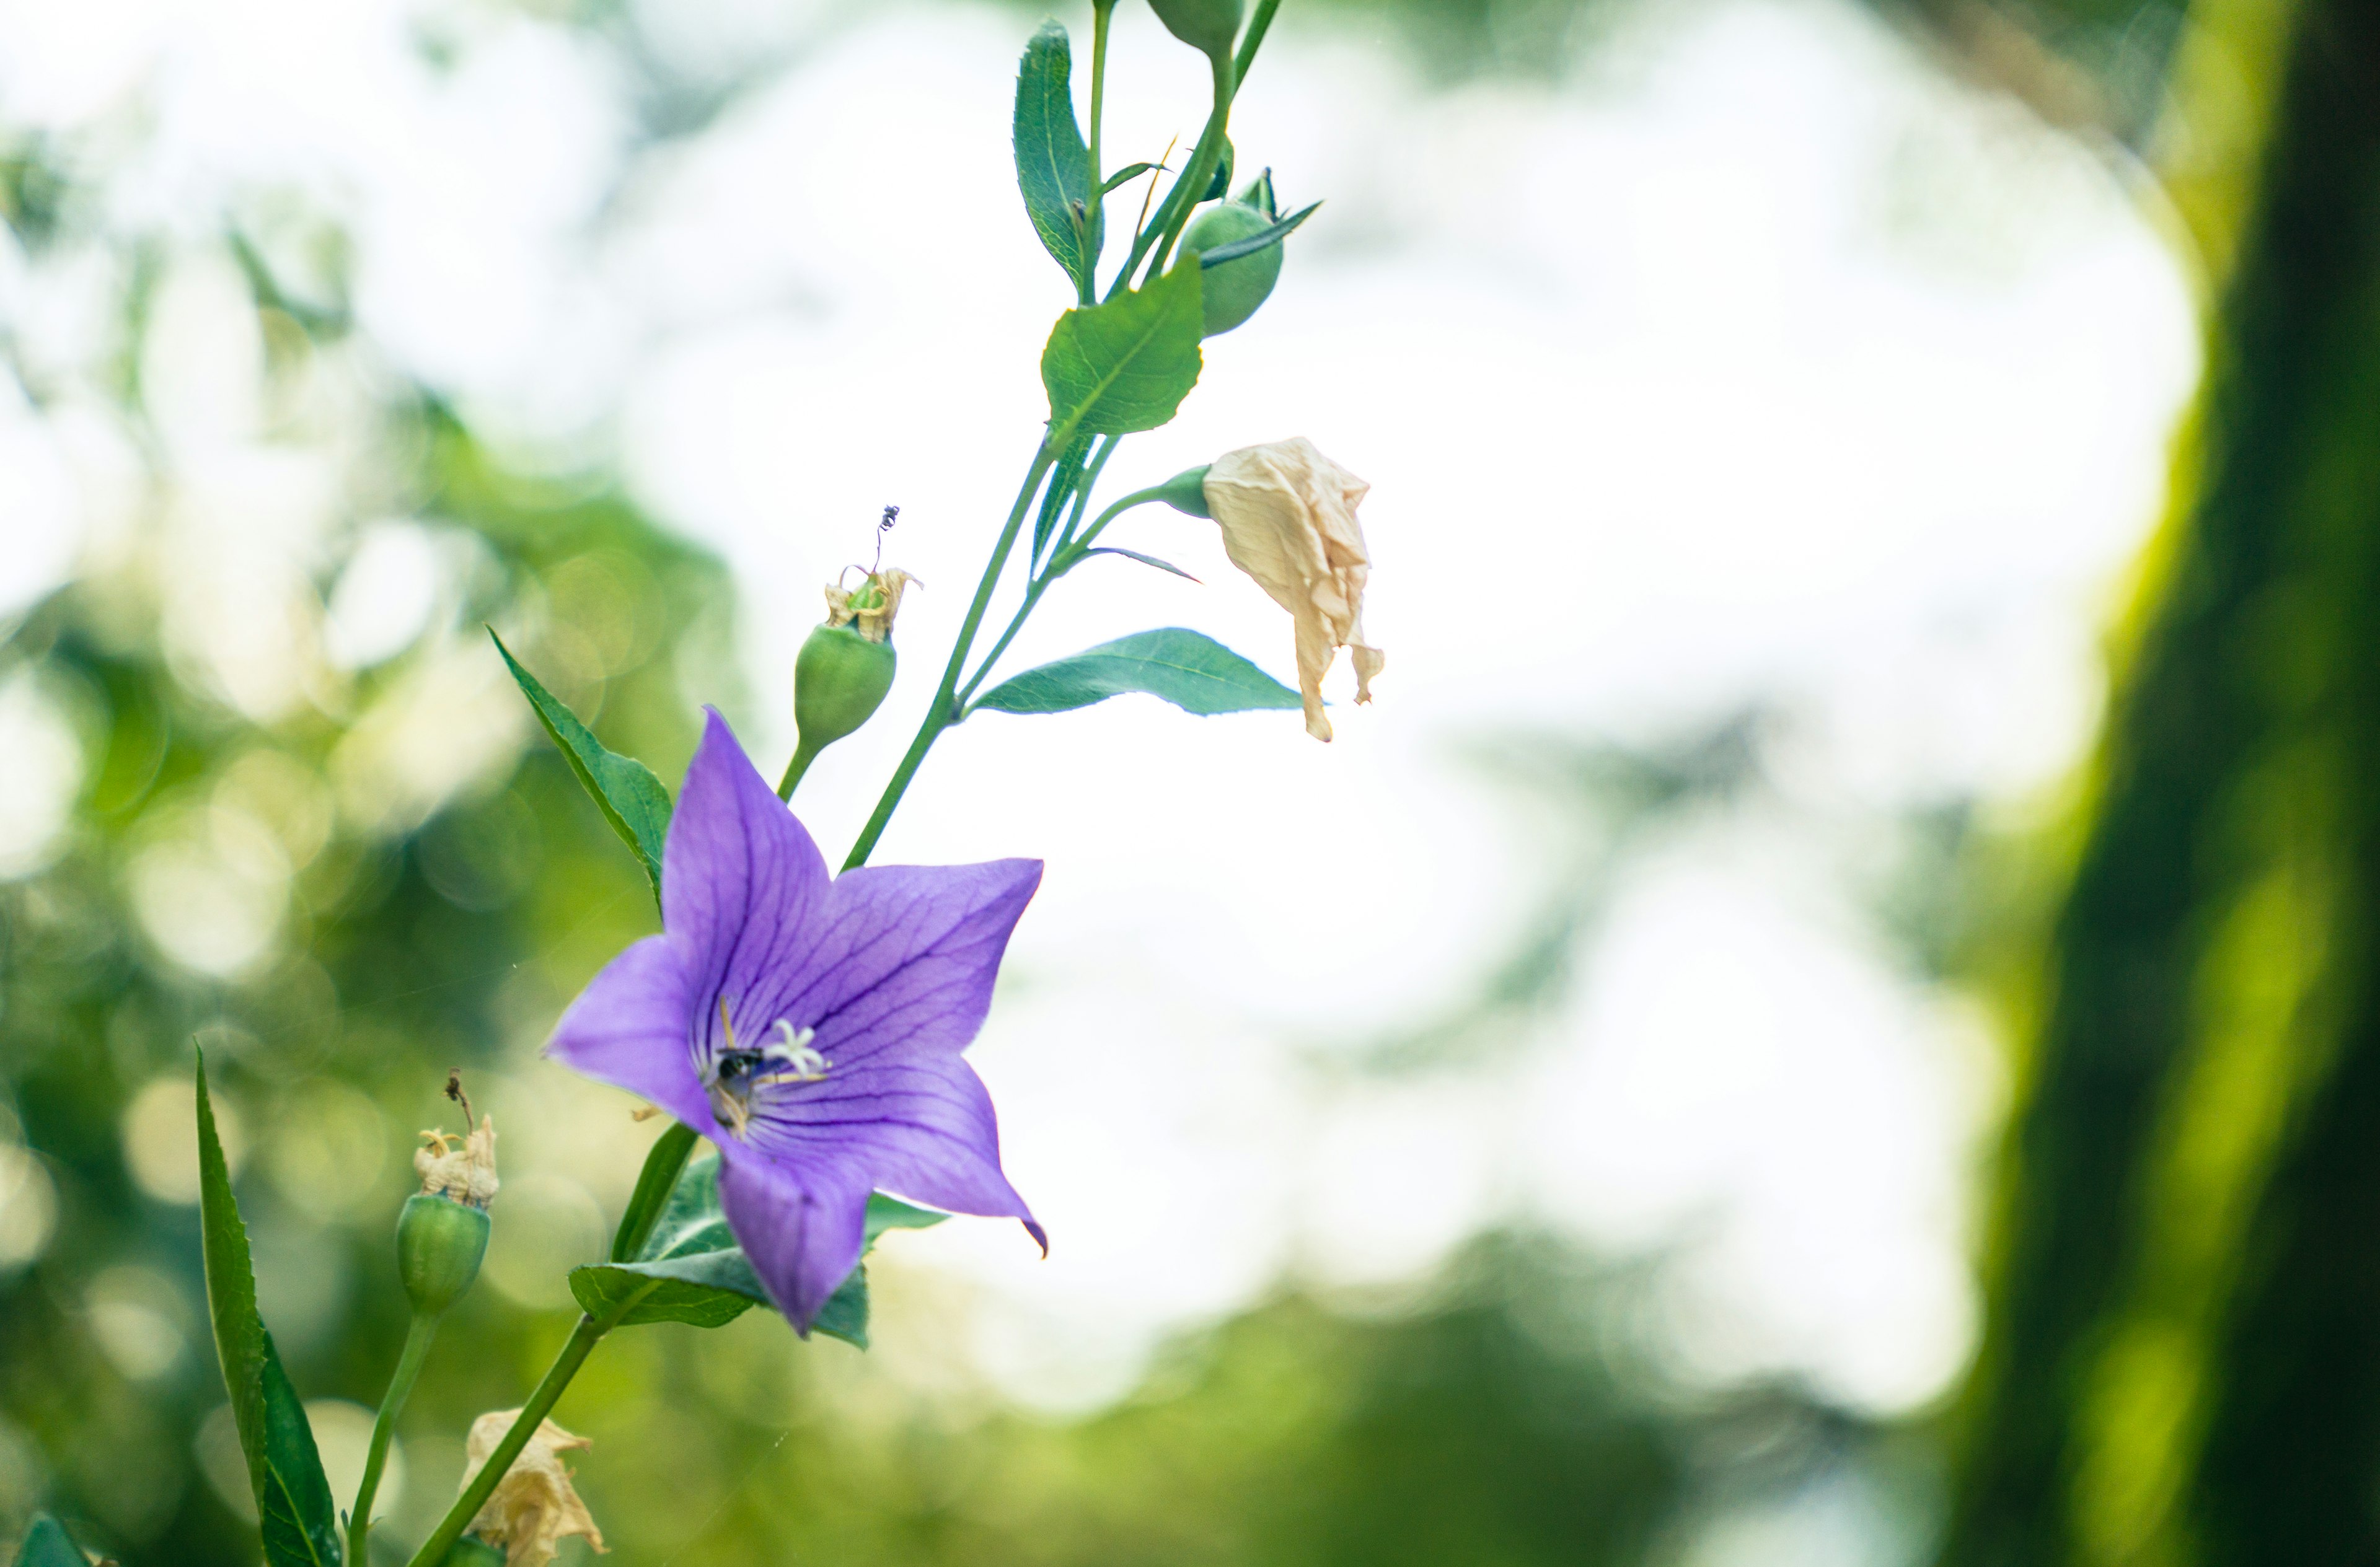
[415,1115,499,1209]
[460,1411,606,1567]
[1202,438,1383,742]
[824,568,917,644]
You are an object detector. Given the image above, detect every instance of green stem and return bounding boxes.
[1110,51,1234,299]
[350,1311,440,1565]
[1048,434,1123,562]
[1083,0,1114,304]
[842,444,1061,871]
[402,1293,650,1567]
[1144,50,1240,281]
[777,737,824,802]
[1232,0,1282,93]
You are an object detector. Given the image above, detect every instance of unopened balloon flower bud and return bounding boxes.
[400,1111,496,1315]
[1147,0,1243,59]
[1183,211,1279,337]
[1202,437,1383,742]
[461,1411,606,1567]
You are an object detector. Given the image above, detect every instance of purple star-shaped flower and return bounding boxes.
[546,709,1044,1330]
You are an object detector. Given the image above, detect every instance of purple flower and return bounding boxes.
[546,709,1044,1330]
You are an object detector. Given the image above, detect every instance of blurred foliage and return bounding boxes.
[554,1234,1905,1566]
[1941,1,2380,1563]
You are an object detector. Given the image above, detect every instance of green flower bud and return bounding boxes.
[439,1537,507,1567]
[397,1192,490,1316]
[1149,466,1213,517]
[795,621,897,753]
[1183,201,1282,336]
[1147,0,1241,59]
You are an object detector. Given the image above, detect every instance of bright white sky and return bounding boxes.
[1,0,2195,1467]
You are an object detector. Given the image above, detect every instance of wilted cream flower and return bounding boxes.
[824,568,917,644]
[415,1115,499,1209]
[460,1411,606,1567]
[1202,438,1383,742]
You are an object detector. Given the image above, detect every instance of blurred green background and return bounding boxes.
[7,0,2378,1561]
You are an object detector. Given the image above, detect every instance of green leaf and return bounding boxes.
[1033,432,1095,563]
[196,1053,343,1567]
[13,1516,91,1567]
[1041,263,1204,439]
[1196,200,1321,268]
[1012,20,1101,293]
[609,1121,700,1263]
[567,1157,948,1346]
[970,628,1302,718]
[491,630,672,908]
[1100,161,1160,195]
[1081,546,1201,582]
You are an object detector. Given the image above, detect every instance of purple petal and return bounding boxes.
[667,709,833,1067]
[784,859,1042,1071]
[544,935,711,1128]
[749,1051,1040,1240]
[717,1147,870,1333]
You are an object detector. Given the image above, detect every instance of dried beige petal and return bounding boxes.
[1202,438,1383,741]
[459,1410,606,1567]
[823,568,917,644]
[415,1114,499,1208]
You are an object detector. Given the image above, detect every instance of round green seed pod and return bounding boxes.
[795,623,897,755]
[1183,203,1283,336]
[439,1537,507,1567]
[1147,0,1242,59]
[397,1193,490,1317]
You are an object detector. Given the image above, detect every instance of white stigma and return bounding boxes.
[764,1019,829,1081]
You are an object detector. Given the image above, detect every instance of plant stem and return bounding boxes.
[1144,51,1240,279]
[1083,0,1114,305]
[1109,54,1233,299]
[842,444,1061,871]
[402,1292,651,1567]
[1049,434,1122,561]
[777,737,822,802]
[1232,0,1282,92]
[350,1311,440,1565]
[957,472,1179,713]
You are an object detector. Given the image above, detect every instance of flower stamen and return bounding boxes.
[705,1000,829,1138]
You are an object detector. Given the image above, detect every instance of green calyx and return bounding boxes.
[397,1193,490,1317]
[1147,0,1242,60]
[1150,465,1214,517]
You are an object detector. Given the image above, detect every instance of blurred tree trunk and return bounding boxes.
[1944,2,2380,1564]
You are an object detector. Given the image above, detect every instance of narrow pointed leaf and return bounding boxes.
[14,1517,91,1567]
[1041,265,1204,438]
[1034,432,1094,561]
[970,628,1300,718]
[1100,161,1160,194]
[1080,546,1201,582]
[1196,200,1321,268]
[196,1053,343,1567]
[491,630,672,908]
[1012,20,1101,292]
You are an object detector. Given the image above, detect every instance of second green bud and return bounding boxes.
[785,568,912,796]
